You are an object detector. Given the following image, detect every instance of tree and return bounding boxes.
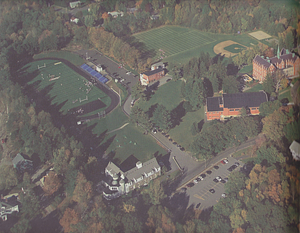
[151,104,172,130]
[222,75,240,94]
[72,172,93,209]
[0,164,18,190]
[262,74,275,94]
[59,208,80,233]
[262,108,288,141]
[131,82,144,100]
[42,171,62,195]
[259,100,281,117]
[142,179,166,205]
[10,218,31,233]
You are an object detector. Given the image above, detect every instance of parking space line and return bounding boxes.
[193,194,205,200]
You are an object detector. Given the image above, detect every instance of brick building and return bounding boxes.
[140,68,165,86]
[253,48,300,83]
[206,91,268,121]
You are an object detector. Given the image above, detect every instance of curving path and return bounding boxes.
[34,57,120,121]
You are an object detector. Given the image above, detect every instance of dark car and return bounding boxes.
[181,187,187,192]
[180,147,185,151]
[162,132,166,136]
[173,141,177,145]
[169,138,173,142]
[223,177,228,182]
[214,165,219,170]
[195,203,201,209]
[209,189,215,193]
[165,134,169,138]
[220,179,226,183]
[186,183,194,188]
[206,170,212,175]
[213,178,219,183]
[200,174,206,179]
[235,162,240,166]
[177,144,181,147]
[196,177,202,182]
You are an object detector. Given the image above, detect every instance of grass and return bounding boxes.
[34,50,85,66]
[21,59,110,116]
[133,25,262,64]
[87,106,129,134]
[136,80,183,111]
[279,88,292,102]
[105,123,167,164]
[239,64,253,74]
[224,44,245,53]
[168,107,205,150]
[231,147,252,158]
[245,83,263,93]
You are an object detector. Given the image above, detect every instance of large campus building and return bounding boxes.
[206,91,268,121]
[102,158,161,200]
[252,48,300,83]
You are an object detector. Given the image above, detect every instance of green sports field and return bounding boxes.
[224,44,245,53]
[134,25,261,63]
[20,59,111,116]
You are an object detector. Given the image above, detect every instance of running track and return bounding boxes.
[34,57,120,121]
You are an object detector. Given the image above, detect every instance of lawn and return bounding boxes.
[133,25,261,64]
[239,64,253,74]
[34,50,85,66]
[279,88,292,102]
[245,83,263,93]
[136,80,183,112]
[105,123,167,164]
[168,107,205,150]
[87,106,129,134]
[20,59,110,116]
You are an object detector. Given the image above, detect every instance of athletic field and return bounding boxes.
[133,26,262,63]
[19,59,111,117]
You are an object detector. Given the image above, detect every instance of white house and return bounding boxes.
[108,11,124,18]
[69,1,81,9]
[102,158,161,200]
[289,140,300,160]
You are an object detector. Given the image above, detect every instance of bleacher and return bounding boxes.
[80,64,108,84]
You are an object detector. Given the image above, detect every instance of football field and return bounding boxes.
[19,59,111,117]
[134,26,261,63]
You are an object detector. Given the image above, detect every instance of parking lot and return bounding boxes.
[182,157,243,210]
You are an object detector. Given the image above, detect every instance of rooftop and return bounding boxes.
[207,96,223,111]
[142,68,164,76]
[125,158,160,181]
[223,91,268,109]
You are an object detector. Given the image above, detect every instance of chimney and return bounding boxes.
[136,161,142,169]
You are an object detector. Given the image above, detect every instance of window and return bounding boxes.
[229,109,234,112]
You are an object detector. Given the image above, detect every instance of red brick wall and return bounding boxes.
[145,70,165,83]
[294,58,300,76]
[206,111,223,120]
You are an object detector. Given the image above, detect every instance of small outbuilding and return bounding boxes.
[289,140,300,161]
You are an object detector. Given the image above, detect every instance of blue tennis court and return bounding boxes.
[80,63,108,84]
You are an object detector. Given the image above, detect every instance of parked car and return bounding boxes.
[223,177,228,182]
[234,162,240,166]
[214,165,219,170]
[195,203,201,209]
[220,179,226,183]
[180,147,185,151]
[181,187,187,192]
[221,159,229,164]
[216,176,222,182]
[221,193,226,198]
[193,179,198,184]
[206,170,212,175]
[209,189,215,193]
[200,174,206,179]
[196,177,202,182]
[213,178,219,183]
[187,183,194,188]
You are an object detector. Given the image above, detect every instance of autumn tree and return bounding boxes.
[262,108,289,141]
[72,172,93,210]
[59,208,80,233]
[142,178,167,205]
[42,171,62,195]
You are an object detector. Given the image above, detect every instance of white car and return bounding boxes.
[193,179,198,184]
[216,176,222,182]
[126,71,131,75]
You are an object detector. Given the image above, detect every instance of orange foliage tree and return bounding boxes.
[59,208,79,233]
[42,171,62,195]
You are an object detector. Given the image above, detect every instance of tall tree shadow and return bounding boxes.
[170,101,186,128]
[146,103,158,118]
